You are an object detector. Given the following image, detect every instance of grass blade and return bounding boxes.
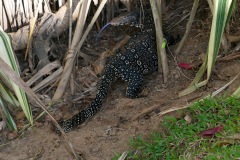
[232,86,240,98]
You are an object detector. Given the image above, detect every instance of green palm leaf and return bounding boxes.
[0,26,33,127]
[179,0,236,96]
[0,97,17,131]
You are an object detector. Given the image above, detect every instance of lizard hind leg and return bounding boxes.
[119,65,144,98]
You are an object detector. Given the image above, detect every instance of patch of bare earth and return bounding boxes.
[1,58,239,160]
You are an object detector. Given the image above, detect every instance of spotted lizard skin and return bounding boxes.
[55,9,171,133]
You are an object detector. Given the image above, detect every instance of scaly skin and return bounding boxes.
[54,9,173,134]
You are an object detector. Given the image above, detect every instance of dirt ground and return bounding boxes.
[0,1,240,160]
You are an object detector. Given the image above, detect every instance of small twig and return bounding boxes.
[226,34,240,43]
[159,73,240,116]
[0,141,12,147]
[218,52,240,61]
[167,45,192,81]
[92,6,101,32]
[175,0,199,54]
[166,13,190,31]
[93,35,131,74]
[24,0,43,60]
[118,151,128,160]
[131,101,171,121]
[68,0,73,48]
[112,35,131,52]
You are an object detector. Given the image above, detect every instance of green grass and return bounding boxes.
[113,96,240,160]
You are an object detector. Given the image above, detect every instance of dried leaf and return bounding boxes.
[178,62,193,70]
[34,121,44,127]
[15,111,26,120]
[0,121,6,131]
[184,114,192,124]
[7,131,18,140]
[200,125,224,138]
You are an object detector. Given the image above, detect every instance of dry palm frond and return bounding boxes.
[53,0,108,101]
